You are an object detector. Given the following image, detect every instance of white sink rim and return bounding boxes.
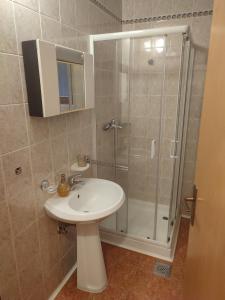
[44,178,125,224]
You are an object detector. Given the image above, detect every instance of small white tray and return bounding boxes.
[70,162,90,172]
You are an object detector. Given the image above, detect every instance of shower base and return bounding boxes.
[100,199,181,261]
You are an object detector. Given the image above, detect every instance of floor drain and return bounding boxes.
[153,261,172,278]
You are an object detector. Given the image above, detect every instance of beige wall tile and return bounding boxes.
[31,140,53,184]
[14,222,39,271]
[38,214,60,276]
[148,96,161,117]
[80,126,93,156]
[130,117,147,137]
[25,104,50,145]
[8,184,36,236]
[0,159,5,202]
[0,201,11,242]
[35,172,55,217]
[122,0,134,20]
[19,57,28,102]
[60,246,76,277]
[58,225,76,258]
[51,135,68,173]
[99,0,122,18]
[60,0,76,28]
[152,0,173,16]
[2,148,32,198]
[164,71,180,96]
[0,105,28,155]
[75,0,91,32]
[0,53,23,105]
[14,3,41,54]
[0,0,17,54]
[40,0,60,20]
[48,114,67,137]
[130,97,148,118]
[134,0,153,18]
[41,15,62,44]
[159,158,174,178]
[0,240,17,289]
[147,118,160,138]
[44,260,63,298]
[61,25,79,50]
[19,254,44,300]
[192,0,214,11]
[163,96,178,119]
[68,129,82,164]
[67,111,81,132]
[80,110,93,129]
[172,0,193,14]
[0,274,21,300]
[192,16,212,49]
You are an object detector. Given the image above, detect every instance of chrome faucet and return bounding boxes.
[103,119,123,131]
[68,174,82,191]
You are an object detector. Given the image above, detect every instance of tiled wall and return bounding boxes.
[0,1,121,299]
[122,0,213,214]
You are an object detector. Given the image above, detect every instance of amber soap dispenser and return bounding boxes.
[57,174,70,197]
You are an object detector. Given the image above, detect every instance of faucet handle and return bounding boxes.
[68,174,82,186]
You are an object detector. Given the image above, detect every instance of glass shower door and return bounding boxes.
[156,33,185,243]
[127,35,167,239]
[94,38,129,233]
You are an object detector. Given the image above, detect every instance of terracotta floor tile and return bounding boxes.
[57,218,190,300]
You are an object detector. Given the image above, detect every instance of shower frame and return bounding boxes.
[90,26,195,261]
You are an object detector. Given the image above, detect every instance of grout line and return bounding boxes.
[13,0,39,13]
[11,1,19,56]
[0,50,19,56]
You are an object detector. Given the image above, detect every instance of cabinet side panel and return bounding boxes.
[22,40,43,117]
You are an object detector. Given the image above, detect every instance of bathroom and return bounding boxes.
[1,0,225,299]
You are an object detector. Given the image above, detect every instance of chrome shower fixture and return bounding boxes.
[103,119,123,131]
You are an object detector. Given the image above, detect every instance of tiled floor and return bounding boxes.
[56,218,189,300]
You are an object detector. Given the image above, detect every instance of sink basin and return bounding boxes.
[45,178,125,223]
[44,178,125,293]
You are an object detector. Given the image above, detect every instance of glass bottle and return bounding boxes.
[57,174,70,197]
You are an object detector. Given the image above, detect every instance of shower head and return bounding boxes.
[148,58,154,65]
[103,119,123,131]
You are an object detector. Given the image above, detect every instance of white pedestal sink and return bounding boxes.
[44,178,125,293]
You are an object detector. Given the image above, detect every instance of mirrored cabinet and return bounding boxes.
[22,40,94,117]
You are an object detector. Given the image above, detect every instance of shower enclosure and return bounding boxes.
[90,26,195,260]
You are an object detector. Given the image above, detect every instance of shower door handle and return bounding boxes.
[170,139,179,159]
[150,139,156,159]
